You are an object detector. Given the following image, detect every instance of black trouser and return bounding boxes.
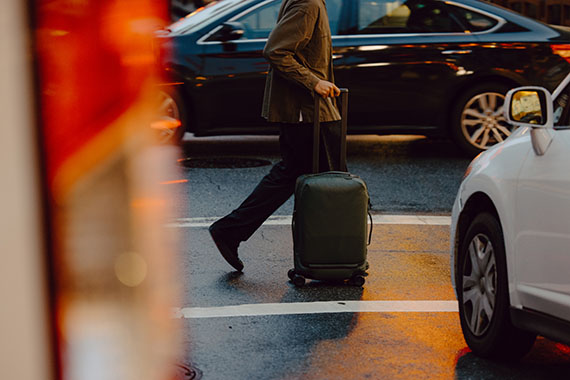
[212,121,346,244]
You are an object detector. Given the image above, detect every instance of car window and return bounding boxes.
[235,1,280,39]
[340,0,464,35]
[169,0,246,34]
[327,0,343,35]
[234,0,343,39]
[446,4,498,32]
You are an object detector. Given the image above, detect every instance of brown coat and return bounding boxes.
[261,0,341,123]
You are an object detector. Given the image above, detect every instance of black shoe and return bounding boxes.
[209,225,244,272]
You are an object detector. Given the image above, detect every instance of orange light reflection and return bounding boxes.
[150,119,182,130]
[160,179,188,185]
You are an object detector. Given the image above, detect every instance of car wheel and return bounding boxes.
[451,83,515,157]
[152,89,186,144]
[458,212,536,360]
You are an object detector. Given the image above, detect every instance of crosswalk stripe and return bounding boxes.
[167,214,451,228]
[173,300,458,319]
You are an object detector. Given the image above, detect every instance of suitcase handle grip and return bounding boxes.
[313,88,348,174]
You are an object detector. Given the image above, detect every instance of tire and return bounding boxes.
[349,275,365,287]
[457,212,536,360]
[153,88,187,144]
[451,83,515,157]
[292,274,305,287]
[287,269,295,280]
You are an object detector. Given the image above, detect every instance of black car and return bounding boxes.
[155,0,570,155]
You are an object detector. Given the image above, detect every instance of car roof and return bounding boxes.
[168,0,557,38]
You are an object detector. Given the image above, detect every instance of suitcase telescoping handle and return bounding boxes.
[312,88,348,174]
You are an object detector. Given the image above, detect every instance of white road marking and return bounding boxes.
[174,300,458,319]
[167,214,451,228]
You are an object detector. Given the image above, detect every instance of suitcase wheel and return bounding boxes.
[287,269,296,281]
[292,274,306,287]
[348,275,365,287]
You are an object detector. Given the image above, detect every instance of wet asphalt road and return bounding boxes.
[168,134,570,379]
[175,134,471,217]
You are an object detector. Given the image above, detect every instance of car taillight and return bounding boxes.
[552,44,570,64]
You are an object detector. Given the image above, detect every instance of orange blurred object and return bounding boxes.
[34,1,182,379]
[36,0,168,199]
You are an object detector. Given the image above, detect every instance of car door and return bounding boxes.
[331,0,481,131]
[199,0,280,131]
[514,83,570,321]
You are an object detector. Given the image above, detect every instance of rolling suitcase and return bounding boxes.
[288,88,372,287]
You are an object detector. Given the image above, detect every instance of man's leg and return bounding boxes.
[209,123,313,269]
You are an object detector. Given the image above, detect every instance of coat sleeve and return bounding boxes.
[262,5,321,93]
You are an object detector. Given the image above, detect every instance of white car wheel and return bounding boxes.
[462,232,497,337]
[458,212,536,360]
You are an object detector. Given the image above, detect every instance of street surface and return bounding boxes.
[167,134,570,379]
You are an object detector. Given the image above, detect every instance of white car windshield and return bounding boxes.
[168,0,250,34]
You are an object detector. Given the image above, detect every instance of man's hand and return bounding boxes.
[314,80,340,98]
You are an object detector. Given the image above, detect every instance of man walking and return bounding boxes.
[209,0,344,271]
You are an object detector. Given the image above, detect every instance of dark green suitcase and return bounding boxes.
[288,89,371,287]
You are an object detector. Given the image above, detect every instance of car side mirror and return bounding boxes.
[504,87,555,156]
[212,22,245,42]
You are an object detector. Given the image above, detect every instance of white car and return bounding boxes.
[450,73,570,360]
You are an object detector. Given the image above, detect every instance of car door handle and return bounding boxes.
[442,49,472,55]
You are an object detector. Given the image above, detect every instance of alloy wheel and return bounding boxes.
[152,90,183,143]
[462,233,497,337]
[460,92,513,150]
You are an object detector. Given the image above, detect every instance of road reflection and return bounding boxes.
[455,338,570,379]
